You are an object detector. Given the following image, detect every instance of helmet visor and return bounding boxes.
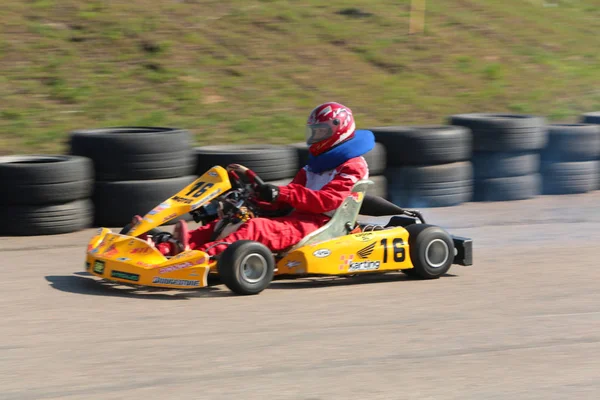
[305,123,333,144]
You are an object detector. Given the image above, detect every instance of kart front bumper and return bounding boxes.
[452,235,473,266]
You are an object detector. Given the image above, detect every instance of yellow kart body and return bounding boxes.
[85,165,473,293]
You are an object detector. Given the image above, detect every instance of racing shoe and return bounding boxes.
[173,220,190,253]
[155,220,190,256]
[129,215,149,242]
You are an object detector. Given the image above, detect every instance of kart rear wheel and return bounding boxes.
[405,224,454,279]
[217,240,275,295]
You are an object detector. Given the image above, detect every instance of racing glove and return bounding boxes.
[255,183,280,203]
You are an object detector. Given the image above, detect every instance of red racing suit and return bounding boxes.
[175,156,369,257]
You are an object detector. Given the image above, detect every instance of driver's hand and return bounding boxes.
[255,183,280,203]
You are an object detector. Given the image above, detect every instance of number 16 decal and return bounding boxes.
[185,181,214,198]
[381,238,406,263]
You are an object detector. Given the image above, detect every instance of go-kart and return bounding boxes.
[84,164,473,295]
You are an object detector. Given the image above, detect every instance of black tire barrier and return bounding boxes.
[70,127,195,181]
[541,124,600,163]
[69,127,198,228]
[367,125,471,166]
[386,162,473,208]
[580,112,600,125]
[0,155,95,236]
[0,199,94,236]
[92,175,198,227]
[448,114,547,202]
[287,142,387,176]
[474,173,541,202]
[195,145,299,181]
[539,124,600,194]
[0,155,94,206]
[368,175,388,200]
[541,161,599,195]
[472,152,540,180]
[449,113,547,152]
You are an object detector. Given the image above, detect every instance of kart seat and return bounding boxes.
[284,179,374,253]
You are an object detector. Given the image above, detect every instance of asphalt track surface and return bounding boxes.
[2,192,599,400]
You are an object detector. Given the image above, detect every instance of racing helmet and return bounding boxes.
[305,102,356,156]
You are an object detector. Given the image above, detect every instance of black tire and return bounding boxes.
[362,143,387,175]
[474,173,541,202]
[540,124,600,163]
[288,142,387,175]
[288,143,310,169]
[541,161,599,195]
[0,199,93,236]
[449,113,547,152]
[368,125,472,166]
[472,152,540,179]
[195,145,299,181]
[386,162,473,208]
[0,155,94,205]
[70,127,195,181]
[93,175,197,227]
[405,224,454,279]
[580,112,600,125]
[217,240,275,295]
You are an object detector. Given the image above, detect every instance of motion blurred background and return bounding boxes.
[2,0,600,154]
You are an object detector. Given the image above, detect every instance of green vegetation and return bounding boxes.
[2,0,600,154]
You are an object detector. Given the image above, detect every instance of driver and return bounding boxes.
[135,102,375,258]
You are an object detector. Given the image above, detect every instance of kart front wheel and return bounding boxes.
[405,224,454,279]
[217,240,275,295]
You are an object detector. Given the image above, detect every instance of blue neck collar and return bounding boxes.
[307,130,375,173]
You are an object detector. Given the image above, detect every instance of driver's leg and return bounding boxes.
[198,214,329,256]
[156,219,218,256]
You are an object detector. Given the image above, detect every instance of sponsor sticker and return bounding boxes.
[285,260,302,268]
[158,258,207,274]
[357,242,376,259]
[348,260,381,272]
[116,257,130,262]
[148,202,171,215]
[313,249,331,258]
[93,260,105,274]
[339,254,354,270]
[162,212,177,222]
[352,232,375,242]
[208,171,218,177]
[173,195,193,204]
[136,261,155,268]
[152,277,200,287]
[103,244,118,257]
[111,270,140,282]
[129,247,152,255]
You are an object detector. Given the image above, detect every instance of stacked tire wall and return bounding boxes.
[69,127,197,227]
[539,124,600,195]
[449,114,547,202]
[368,126,473,208]
[4,109,600,237]
[0,156,94,235]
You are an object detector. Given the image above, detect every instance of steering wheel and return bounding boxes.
[224,163,292,219]
[225,163,266,192]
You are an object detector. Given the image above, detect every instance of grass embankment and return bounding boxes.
[2,0,600,155]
